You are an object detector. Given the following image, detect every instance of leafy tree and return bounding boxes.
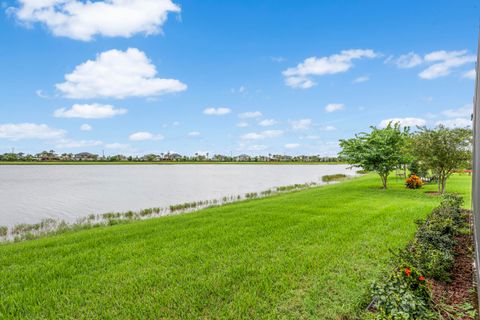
[412,125,471,194]
[339,122,410,189]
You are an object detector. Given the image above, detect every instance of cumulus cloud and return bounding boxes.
[238,111,262,119]
[258,119,278,127]
[80,124,92,131]
[129,131,164,141]
[0,123,66,140]
[203,107,231,115]
[188,131,200,137]
[291,119,312,130]
[56,48,187,99]
[441,104,472,118]
[379,117,426,128]
[54,103,127,119]
[11,0,180,41]
[463,69,476,80]
[283,49,377,89]
[436,118,472,128]
[325,103,344,113]
[395,52,423,68]
[241,130,283,140]
[284,143,300,149]
[419,50,475,79]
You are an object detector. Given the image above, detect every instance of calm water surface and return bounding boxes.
[0,164,354,226]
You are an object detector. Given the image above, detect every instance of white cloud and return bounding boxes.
[35,89,48,98]
[56,139,103,148]
[321,125,336,131]
[284,143,300,149]
[353,76,369,83]
[463,69,476,80]
[379,117,426,128]
[241,130,283,140]
[239,111,262,119]
[419,50,475,79]
[54,103,127,119]
[129,131,164,141]
[236,122,249,128]
[395,52,423,68]
[325,103,344,113]
[56,48,186,99]
[0,123,66,140]
[441,104,472,118]
[258,119,278,127]
[291,119,312,130]
[283,49,377,88]
[80,124,92,131]
[188,131,200,137]
[11,0,180,41]
[203,107,231,115]
[436,118,472,128]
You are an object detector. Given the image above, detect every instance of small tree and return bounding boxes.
[339,122,410,189]
[412,125,471,194]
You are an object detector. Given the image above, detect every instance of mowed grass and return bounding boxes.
[0,174,471,319]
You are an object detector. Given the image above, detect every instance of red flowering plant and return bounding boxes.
[401,266,428,293]
[371,265,433,318]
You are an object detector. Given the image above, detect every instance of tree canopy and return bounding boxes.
[339,122,410,189]
[412,125,471,193]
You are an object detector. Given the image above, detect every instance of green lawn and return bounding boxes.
[0,174,471,319]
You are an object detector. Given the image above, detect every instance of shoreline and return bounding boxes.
[0,174,352,243]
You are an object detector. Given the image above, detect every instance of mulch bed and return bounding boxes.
[430,210,477,319]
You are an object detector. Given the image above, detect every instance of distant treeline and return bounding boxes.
[0,150,340,163]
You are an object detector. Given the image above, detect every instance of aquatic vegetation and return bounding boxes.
[0,179,345,243]
[321,174,347,183]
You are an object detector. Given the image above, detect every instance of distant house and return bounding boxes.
[74,152,98,161]
[235,154,251,162]
[163,153,182,161]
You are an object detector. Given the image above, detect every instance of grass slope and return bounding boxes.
[0,174,471,319]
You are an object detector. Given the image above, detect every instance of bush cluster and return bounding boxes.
[368,193,468,319]
[405,175,423,189]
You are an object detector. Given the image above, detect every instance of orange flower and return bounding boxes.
[418,276,425,281]
[404,268,411,277]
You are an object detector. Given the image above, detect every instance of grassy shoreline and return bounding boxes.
[0,174,471,319]
[0,161,345,165]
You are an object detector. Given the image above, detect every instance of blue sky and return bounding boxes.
[0,0,478,156]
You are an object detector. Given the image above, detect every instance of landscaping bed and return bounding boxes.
[364,195,477,320]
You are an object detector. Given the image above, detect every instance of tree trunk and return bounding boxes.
[438,174,447,194]
[380,174,388,189]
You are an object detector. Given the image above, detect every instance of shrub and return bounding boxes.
[370,266,435,320]
[0,226,7,237]
[405,175,423,189]
[367,194,467,318]
[322,174,347,183]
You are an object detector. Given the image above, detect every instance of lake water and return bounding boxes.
[0,164,354,226]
